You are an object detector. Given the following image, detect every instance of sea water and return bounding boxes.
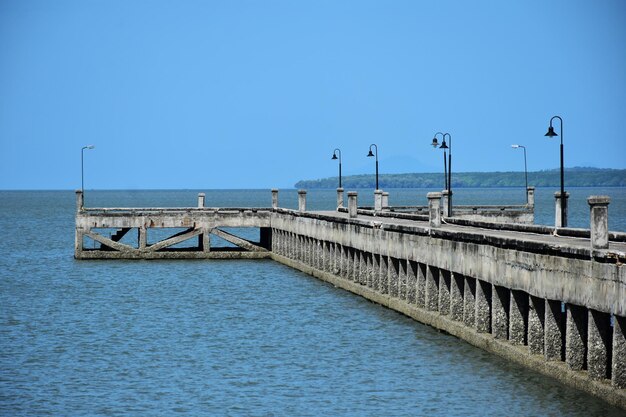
[1,188,625,416]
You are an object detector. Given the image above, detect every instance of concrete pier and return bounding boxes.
[75,188,626,409]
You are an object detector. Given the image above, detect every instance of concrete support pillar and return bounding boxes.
[303,237,310,264]
[75,189,84,212]
[528,296,545,355]
[348,192,358,218]
[566,304,588,371]
[197,192,205,208]
[438,269,451,315]
[278,231,285,256]
[545,299,565,361]
[374,190,383,212]
[463,277,476,328]
[588,309,611,380]
[139,225,147,250]
[398,260,408,300]
[349,248,357,281]
[382,192,389,210]
[450,273,464,321]
[554,191,569,228]
[287,233,293,259]
[336,187,344,209]
[329,243,337,274]
[389,258,399,297]
[475,280,491,333]
[313,239,320,269]
[201,228,211,253]
[271,189,279,209]
[425,265,439,311]
[509,289,528,346]
[296,234,301,261]
[366,253,375,288]
[298,189,307,212]
[427,192,442,228]
[357,251,366,285]
[441,190,449,217]
[526,186,535,207]
[74,226,84,258]
[373,254,381,291]
[612,316,626,388]
[380,255,389,294]
[416,263,426,308]
[491,285,509,340]
[323,241,331,272]
[337,245,345,277]
[406,261,418,304]
[588,196,610,249]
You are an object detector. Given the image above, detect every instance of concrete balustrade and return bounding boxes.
[527,186,535,207]
[374,190,383,212]
[382,192,389,210]
[298,189,307,212]
[442,190,452,217]
[76,189,84,212]
[588,196,610,249]
[336,188,344,209]
[428,192,442,227]
[348,192,358,218]
[555,191,570,227]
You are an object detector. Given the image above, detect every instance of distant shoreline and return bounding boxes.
[295,168,626,189]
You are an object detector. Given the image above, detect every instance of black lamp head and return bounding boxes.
[367,149,374,157]
[431,138,439,148]
[331,152,338,160]
[439,140,449,149]
[545,126,558,137]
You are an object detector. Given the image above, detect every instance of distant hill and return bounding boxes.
[295,168,626,189]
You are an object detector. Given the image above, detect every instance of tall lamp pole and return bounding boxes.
[544,116,565,226]
[331,148,342,188]
[431,132,450,192]
[367,144,379,190]
[511,144,528,202]
[81,145,95,195]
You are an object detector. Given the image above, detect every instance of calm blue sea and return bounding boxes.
[1,187,625,416]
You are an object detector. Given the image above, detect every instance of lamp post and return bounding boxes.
[544,116,566,226]
[511,144,528,202]
[367,144,379,190]
[431,132,450,192]
[81,145,95,195]
[331,148,342,188]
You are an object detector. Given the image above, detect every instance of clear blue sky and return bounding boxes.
[1,0,625,189]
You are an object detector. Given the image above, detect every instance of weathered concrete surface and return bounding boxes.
[271,251,626,410]
[270,209,626,317]
[475,280,491,333]
[588,309,611,380]
[528,295,545,355]
[492,285,509,340]
[450,273,464,322]
[566,304,588,371]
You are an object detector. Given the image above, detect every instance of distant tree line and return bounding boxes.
[294,168,626,189]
